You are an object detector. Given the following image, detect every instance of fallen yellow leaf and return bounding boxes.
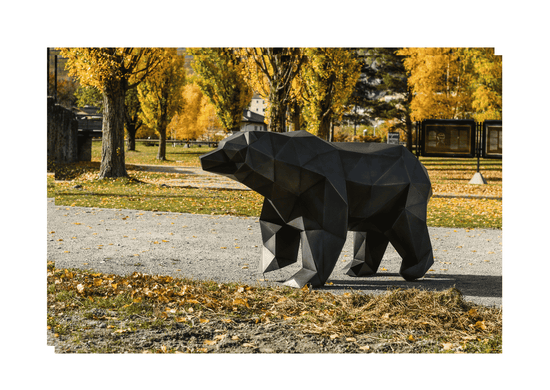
[232,298,250,308]
[475,321,487,330]
[441,343,453,350]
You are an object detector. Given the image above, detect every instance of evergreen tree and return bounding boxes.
[348,48,415,150]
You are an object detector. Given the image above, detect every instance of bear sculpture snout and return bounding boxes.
[200,149,238,176]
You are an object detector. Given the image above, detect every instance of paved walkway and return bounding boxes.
[47,198,502,307]
[127,164,250,191]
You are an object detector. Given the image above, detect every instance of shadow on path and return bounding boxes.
[313,273,501,300]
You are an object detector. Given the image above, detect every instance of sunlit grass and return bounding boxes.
[49,147,502,229]
[91,140,215,166]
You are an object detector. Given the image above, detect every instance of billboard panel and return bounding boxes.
[482,120,502,159]
[421,119,476,157]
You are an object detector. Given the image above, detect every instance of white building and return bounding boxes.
[249,93,267,115]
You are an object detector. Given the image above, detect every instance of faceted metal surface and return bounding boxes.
[200,130,434,288]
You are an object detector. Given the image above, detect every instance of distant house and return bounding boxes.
[241,109,267,132]
[249,93,267,115]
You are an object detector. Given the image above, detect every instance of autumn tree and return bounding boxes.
[458,48,502,121]
[198,98,224,141]
[398,48,473,121]
[124,87,144,151]
[299,48,361,140]
[187,48,252,133]
[355,48,416,150]
[171,81,221,140]
[239,48,306,132]
[74,85,103,109]
[59,48,167,178]
[174,83,203,140]
[137,49,186,160]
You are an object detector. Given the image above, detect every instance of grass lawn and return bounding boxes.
[49,143,501,229]
[92,140,215,166]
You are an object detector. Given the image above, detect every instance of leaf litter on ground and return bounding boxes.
[47,261,502,353]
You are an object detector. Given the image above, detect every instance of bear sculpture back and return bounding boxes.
[200,130,434,288]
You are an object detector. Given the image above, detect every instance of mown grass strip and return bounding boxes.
[48,174,501,229]
[48,150,502,229]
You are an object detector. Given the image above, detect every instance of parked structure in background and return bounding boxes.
[72,105,103,133]
[47,97,92,167]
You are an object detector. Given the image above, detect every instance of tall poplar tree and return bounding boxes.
[398,48,473,121]
[137,49,186,160]
[299,48,361,140]
[59,48,167,178]
[459,48,502,121]
[240,48,306,132]
[187,48,252,133]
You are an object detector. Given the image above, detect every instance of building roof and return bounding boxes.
[242,109,265,124]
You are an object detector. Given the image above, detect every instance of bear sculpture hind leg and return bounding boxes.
[344,231,389,277]
[386,209,434,281]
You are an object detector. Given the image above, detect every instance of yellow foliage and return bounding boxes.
[58,48,168,92]
[398,48,501,122]
[187,48,252,133]
[137,49,186,139]
[169,83,222,140]
[398,48,473,121]
[300,48,361,139]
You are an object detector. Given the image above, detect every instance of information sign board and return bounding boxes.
[482,120,502,159]
[421,119,476,157]
[387,132,400,145]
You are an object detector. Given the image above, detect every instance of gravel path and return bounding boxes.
[47,198,502,307]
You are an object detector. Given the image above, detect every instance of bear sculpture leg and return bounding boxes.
[344,231,389,277]
[260,220,300,273]
[283,229,346,288]
[259,198,301,273]
[386,209,434,281]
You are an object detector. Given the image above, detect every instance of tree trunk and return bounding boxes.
[405,90,414,152]
[269,100,286,132]
[99,78,128,179]
[405,112,413,152]
[318,116,331,141]
[126,122,137,151]
[157,129,167,160]
[318,95,333,140]
[157,109,168,160]
[292,101,301,131]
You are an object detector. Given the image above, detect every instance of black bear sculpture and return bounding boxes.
[200,130,434,288]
